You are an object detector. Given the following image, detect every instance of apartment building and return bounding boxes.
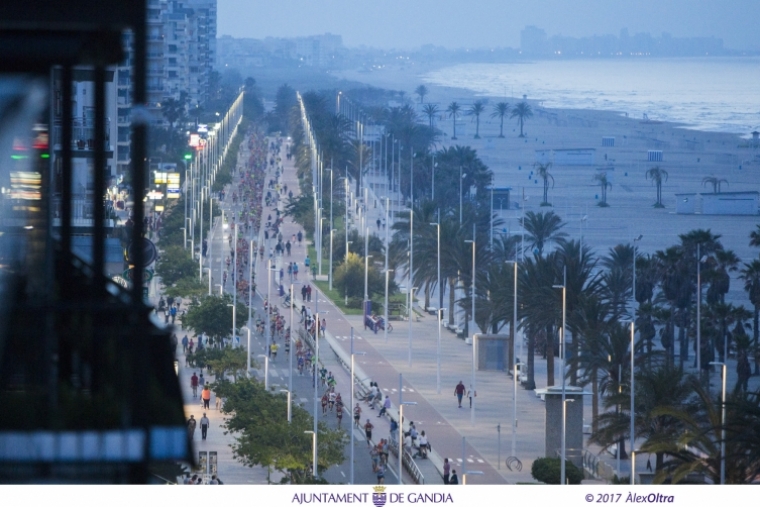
[116,0,217,176]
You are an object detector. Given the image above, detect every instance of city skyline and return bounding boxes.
[218,0,760,51]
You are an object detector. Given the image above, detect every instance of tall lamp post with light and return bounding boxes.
[506,260,519,458]
[304,430,317,479]
[431,221,442,393]
[384,269,393,344]
[709,361,727,485]
[350,346,366,484]
[552,267,567,485]
[464,232,476,343]
[398,401,417,484]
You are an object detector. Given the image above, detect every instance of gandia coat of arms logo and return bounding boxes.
[372,486,387,507]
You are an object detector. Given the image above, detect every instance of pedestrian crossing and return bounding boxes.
[454,458,485,464]
[333,335,364,341]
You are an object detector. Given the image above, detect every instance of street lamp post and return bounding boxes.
[304,430,317,478]
[431,222,442,393]
[471,334,478,426]
[266,259,274,356]
[206,268,212,296]
[506,260,519,458]
[398,402,417,484]
[289,282,301,398]
[697,244,708,373]
[462,470,484,485]
[562,399,574,484]
[226,302,235,347]
[208,196,213,279]
[632,235,643,322]
[364,227,372,308]
[198,186,204,280]
[281,389,291,423]
[629,320,635,486]
[257,354,269,390]
[459,166,466,225]
[350,345,366,485]
[553,267,567,484]
[245,326,251,377]
[232,223,238,343]
[345,240,352,305]
[329,228,336,291]
[220,209,225,291]
[709,361,727,485]
[464,232,476,342]
[384,269,393,344]
[408,287,417,367]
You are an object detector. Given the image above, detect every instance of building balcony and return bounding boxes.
[52,122,112,154]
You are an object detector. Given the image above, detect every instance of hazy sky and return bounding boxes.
[218,0,760,50]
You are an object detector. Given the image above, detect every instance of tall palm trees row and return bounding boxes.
[441,100,534,140]
[388,206,760,482]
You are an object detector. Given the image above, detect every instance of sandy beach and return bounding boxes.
[333,63,760,305]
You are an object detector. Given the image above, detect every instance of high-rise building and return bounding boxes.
[114,0,218,180]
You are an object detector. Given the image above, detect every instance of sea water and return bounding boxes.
[422,57,760,136]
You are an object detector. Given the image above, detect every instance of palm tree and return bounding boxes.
[468,101,485,139]
[575,296,614,431]
[510,101,533,137]
[519,253,560,389]
[414,85,429,104]
[645,166,669,208]
[591,363,692,473]
[520,210,566,257]
[556,239,602,385]
[594,172,612,207]
[702,176,728,193]
[740,259,760,375]
[490,102,510,138]
[534,162,554,206]
[750,225,760,248]
[422,103,439,130]
[644,376,760,484]
[446,102,462,140]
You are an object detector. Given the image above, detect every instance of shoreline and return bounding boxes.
[331,62,760,143]
[331,64,759,307]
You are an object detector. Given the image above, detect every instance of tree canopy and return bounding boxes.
[214,378,347,483]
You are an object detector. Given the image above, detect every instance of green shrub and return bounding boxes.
[531,457,583,484]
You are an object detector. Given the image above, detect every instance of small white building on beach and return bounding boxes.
[535,148,596,166]
[675,191,759,215]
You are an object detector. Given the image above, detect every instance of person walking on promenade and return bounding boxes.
[376,462,385,484]
[200,413,210,440]
[467,385,476,408]
[191,372,199,398]
[378,395,390,417]
[187,415,197,440]
[454,381,465,408]
[201,385,211,409]
[443,458,450,484]
[199,372,205,389]
[364,419,374,447]
[182,335,188,353]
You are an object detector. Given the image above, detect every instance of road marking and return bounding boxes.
[340,471,345,478]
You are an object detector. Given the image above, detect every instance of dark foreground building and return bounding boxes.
[0,1,190,483]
